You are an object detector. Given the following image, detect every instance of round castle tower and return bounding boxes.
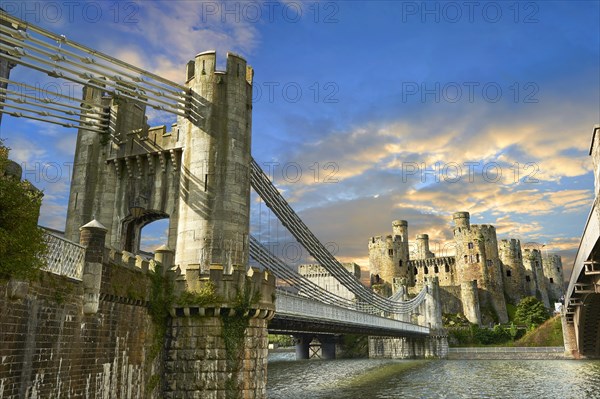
[498,239,527,304]
[175,51,253,273]
[522,248,550,308]
[541,253,565,303]
[452,212,508,323]
[368,220,412,294]
[415,234,435,260]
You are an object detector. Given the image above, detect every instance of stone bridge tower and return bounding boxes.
[65,51,253,274]
[64,52,274,399]
[174,51,252,273]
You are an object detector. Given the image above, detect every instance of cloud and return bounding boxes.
[95,1,261,85]
[252,105,596,273]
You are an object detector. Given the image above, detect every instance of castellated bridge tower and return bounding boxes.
[368,220,412,295]
[64,52,275,398]
[542,253,565,304]
[498,239,528,304]
[174,51,253,273]
[66,51,253,275]
[452,212,509,324]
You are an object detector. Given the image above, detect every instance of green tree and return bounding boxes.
[0,142,46,280]
[515,296,550,328]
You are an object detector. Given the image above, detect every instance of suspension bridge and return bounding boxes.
[0,11,446,397]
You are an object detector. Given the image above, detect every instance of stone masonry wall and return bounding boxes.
[0,265,160,398]
[165,317,268,398]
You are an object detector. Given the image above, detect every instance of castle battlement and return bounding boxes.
[186,51,254,86]
[410,256,456,268]
[175,264,276,318]
[368,234,398,249]
[106,247,157,273]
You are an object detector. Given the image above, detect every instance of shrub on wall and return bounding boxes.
[0,141,46,280]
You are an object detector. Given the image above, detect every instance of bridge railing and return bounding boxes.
[42,230,85,281]
[565,195,599,316]
[275,289,429,335]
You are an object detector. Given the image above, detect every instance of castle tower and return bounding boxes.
[453,211,470,230]
[452,212,508,323]
[66,52,253,272]
[393,219,411,274]
[498,239,527,304]
[523,248,551,308]
[542,253,565,303]
[369,220,412,295]
[415,233,435,260]
[174,52,253,273]
[65,84,124,243]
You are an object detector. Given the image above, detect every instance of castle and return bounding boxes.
[369,212,565,325]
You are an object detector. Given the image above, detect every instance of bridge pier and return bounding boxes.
[294,334,312,360]
[293,334,337,360]
[319,336,337,360]
[165,266,275,398]
[561,313,580,358]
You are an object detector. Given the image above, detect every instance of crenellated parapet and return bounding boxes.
[172,264,276,319]
[410,256,456,288]
[106,248,157,273]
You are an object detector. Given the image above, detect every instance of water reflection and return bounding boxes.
[267,354,600,399]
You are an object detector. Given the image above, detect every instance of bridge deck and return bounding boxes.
[269,290,430,337]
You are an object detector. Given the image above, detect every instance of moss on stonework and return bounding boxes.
[175,281,221,306]
[222,278,261,399]
[107,264,148,301]
[146,264,174,395]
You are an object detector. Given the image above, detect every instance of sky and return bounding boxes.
[1,0,599,280]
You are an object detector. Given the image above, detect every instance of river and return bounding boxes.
[267,352,600,398]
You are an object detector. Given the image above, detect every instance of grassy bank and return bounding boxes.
[341,360,429,388]
[514,315,563,347]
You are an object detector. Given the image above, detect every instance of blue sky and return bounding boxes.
[1,0,599,277]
